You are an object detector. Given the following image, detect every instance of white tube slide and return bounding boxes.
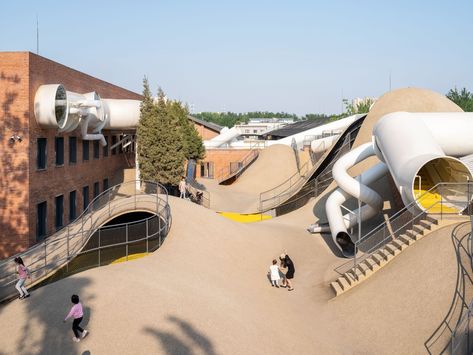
[310,135,339,153]
[34,84,141,147]
[204,126,241,148]
[373,112,473,211]
[266,114,364,148]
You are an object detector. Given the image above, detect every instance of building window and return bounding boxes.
[37,138,47,170]
[111,136,117,155]
[82,140,89,161]
[69,190,77,221]
[93,140,100,159]
[69,137,77,164]
[103,178,109,192]
[36,201,47,241]
[103,136,109,157]
[200,162,214,178]
[83,186,89,211]
[55,137,64,166]
[55,195,64,230]
[93,182,100,199]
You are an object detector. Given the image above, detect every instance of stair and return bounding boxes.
[330,216,465,297]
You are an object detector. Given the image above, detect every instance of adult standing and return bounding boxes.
[280,253,295,291]
[179,176,187,199]
[14,257,30,299]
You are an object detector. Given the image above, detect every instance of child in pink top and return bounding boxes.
[64,294,88,342]
[14,257,30,299]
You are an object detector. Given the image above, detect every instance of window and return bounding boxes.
[111,136,117,155]
[103,178,109,192]
[83,186,89,211]
[69,190,76,221]
[200,162,214,178]
[37,138,47,170]
[253,130,258,134]
[93,182,100,199]
[36,201,47,241]
[103,136,109,157]
[55,195,64,229]
[82,140,89,161]
[93,140,100,159]
[69,137,77,164]
[55,137,64,166]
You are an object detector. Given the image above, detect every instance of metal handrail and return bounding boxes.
[216,147,260,183]
[258,124,358,212]
[0,180,171,302]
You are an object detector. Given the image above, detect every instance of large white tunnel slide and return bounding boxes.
[312,112,473,257]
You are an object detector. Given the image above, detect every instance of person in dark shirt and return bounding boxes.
[279,253,295,291]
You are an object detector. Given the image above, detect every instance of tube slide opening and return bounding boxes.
[413,157,472,212]
[336,231,355,257]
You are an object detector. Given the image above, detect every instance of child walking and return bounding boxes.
[269,259,281,288]
[64,294,88,342]
[14,257,30,299]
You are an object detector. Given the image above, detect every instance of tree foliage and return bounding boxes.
[446,87,473,112]
[193,111,299,128]
[137,79,193,186]
[343,98,374,116]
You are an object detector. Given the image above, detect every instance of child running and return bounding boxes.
[64,294,88,342]
[269,259,281,288]
[14,257,30,299]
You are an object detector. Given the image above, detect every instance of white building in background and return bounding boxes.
[235,118,294,138]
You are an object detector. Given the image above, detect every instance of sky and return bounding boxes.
[1,0,473,115]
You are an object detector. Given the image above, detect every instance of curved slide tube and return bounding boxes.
[308,143,387,256]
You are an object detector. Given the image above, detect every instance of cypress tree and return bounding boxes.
[137,80,186,187]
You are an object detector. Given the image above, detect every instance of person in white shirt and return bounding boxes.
[179,177,187,199]
[269,259,281,288]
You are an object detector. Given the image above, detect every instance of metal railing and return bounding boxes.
[259,125,359,212]
[0,180,171,302]
[187,180,211,209]
[424,222,473,354]
[336,182,473,278]
[216,147,260,183]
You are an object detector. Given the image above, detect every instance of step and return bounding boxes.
[364,258,381,271]
[357,262,371,275]
[391,239,408,251]
[338,276,351,291]
[417,219,433,229]
[425,215,439,225]
[405,229,422,241]
[385,244,401,256]
[371,253,385,265]
[331,281,343,295]
[398,234,416,246]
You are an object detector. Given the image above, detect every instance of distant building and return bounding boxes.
[235,118,294,139]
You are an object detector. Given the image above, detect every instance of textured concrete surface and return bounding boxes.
[0,197,463,355]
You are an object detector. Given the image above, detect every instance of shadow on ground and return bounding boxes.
[144,315,218,355]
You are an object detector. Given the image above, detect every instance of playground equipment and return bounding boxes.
[311,112,473,257]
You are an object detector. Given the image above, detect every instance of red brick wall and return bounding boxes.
[200,149,252,178]
[192,122,219,140]
[0,52,30,257]
[0,51,143,258]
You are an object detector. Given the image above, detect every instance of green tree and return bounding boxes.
[137,80,186,186]
[168,100,205,161]
[446,87,473,111]
[343,98,374,115]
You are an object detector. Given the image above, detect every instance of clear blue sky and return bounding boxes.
[1,0,472,115]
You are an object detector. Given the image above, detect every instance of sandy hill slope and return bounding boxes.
[0,197,461,354]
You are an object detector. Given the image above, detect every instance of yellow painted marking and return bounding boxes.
[218,212,272,223]
[111,252,149,265]
[415,189,459,213]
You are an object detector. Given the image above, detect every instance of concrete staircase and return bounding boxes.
[330,215,465,297]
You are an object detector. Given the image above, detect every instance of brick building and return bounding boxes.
[0,52,143,258]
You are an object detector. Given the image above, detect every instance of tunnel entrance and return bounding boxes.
[414,157,472,212]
